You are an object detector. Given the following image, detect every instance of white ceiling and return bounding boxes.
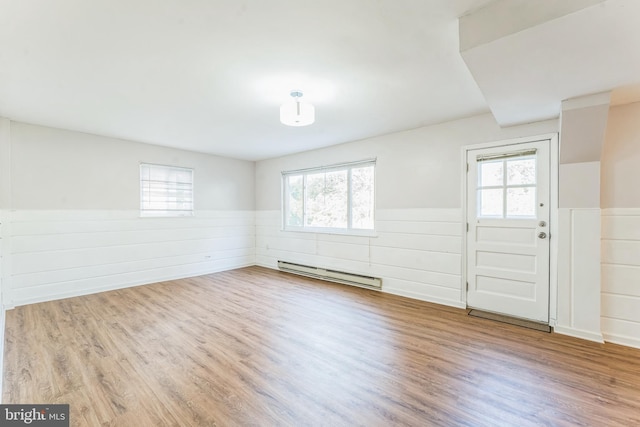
[0,0,638,161]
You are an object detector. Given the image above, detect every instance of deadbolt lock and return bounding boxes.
[539,221,546,227]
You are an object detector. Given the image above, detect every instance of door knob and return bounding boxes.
[538,232,547,239]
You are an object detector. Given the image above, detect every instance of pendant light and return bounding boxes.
[280,90,315,126]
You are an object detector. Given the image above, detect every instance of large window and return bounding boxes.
[140,163,194,217]
[282,160,375,233]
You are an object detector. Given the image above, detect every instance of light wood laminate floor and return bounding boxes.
[3,266,640,426]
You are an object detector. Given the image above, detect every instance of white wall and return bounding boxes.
[557,162,602,338]
[556,161,602,342]
[256,113,558,307]
[601,209,640,348]
[553,93,611,342]
[1,121,256,307]
[257,208,465,307]
[0,118,10,309]
[559,162,601,208]
[602,102,640,208]
[0,117,10,395]
[601,101,640,348]
[556,208,603,342]
[10,122,254,211]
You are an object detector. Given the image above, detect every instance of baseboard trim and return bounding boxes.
[8,262,255,308]
[554,326,605,343]
[376,288,466,309]
[602,332,640,349]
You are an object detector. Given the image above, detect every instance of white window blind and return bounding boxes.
[140,163,194,217]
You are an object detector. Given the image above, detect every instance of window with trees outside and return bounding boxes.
[140,163,194,217]
[282,160,375,234]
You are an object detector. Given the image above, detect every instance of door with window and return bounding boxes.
[466,139,550,323]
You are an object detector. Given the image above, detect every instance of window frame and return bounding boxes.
[282,159,376,236]
[140,162,195,218]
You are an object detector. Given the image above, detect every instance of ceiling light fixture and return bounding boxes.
[280,90,315,126]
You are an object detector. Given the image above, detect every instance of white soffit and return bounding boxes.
[460,0,640,127]
[560,92,611,164]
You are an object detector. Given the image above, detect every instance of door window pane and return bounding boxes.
[507,158,536,185]
[506,187,536,217]
[479,161,503,187]
[479,189,503,217]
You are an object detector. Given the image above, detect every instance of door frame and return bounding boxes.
[461,133,559,327]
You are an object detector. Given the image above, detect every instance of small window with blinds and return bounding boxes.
[140,163,194,217]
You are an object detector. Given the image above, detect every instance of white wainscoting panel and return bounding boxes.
[6,210,255,307]
[256,209,465,308]
[601,208,640,349]
[555,208,604,342]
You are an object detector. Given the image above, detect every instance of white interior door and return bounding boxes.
[466,139,550,323]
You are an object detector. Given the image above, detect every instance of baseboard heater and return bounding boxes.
[277,261,382,290]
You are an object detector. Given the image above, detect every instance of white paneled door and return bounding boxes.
[466,139,550,323]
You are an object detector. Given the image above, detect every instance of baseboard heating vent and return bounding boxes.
[277,261,382,290]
